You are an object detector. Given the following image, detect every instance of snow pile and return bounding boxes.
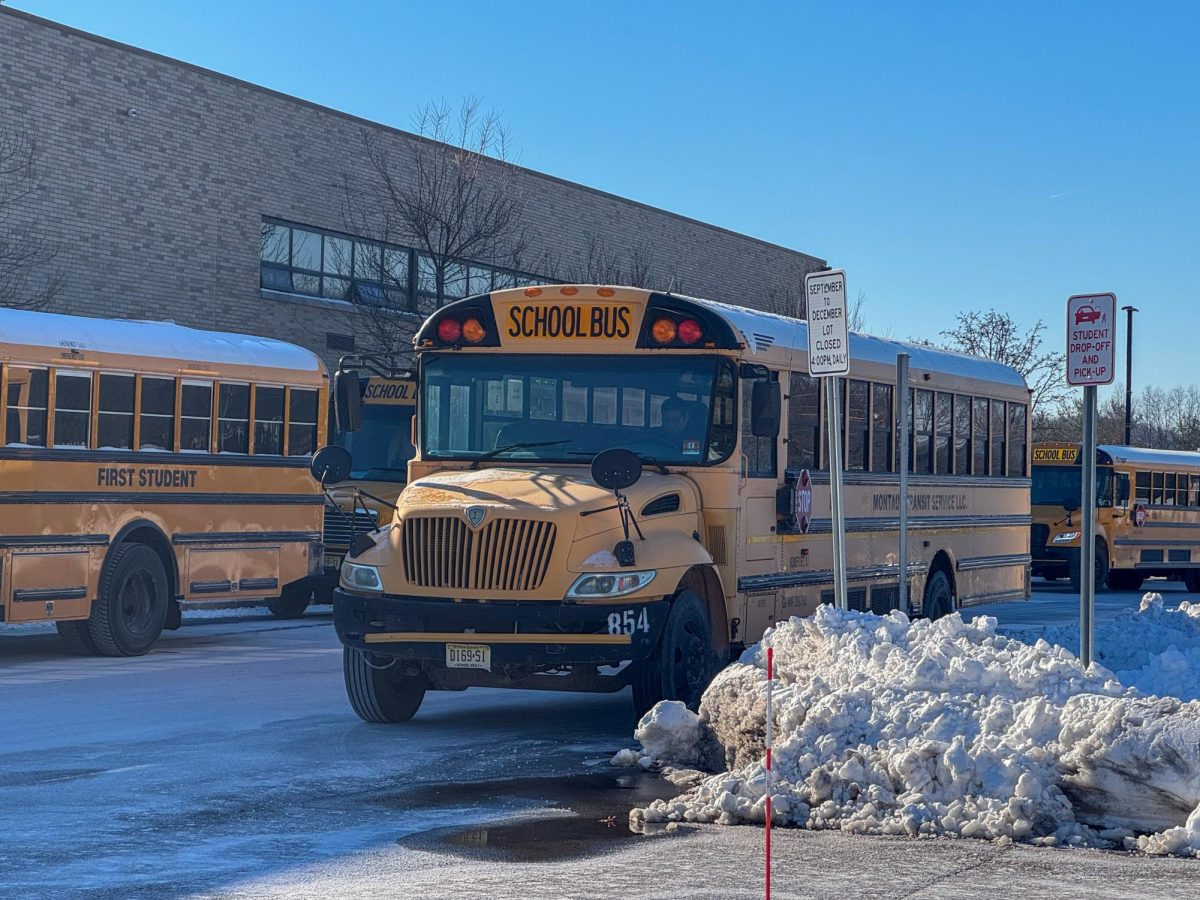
[1008,593,1200,701]
[626,602,1200,856]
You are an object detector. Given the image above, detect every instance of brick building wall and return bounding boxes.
[0,8,825,366]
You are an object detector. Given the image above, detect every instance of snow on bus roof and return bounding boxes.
[1099,445,1200,468]
[0,308,322,372]
[682,296,1030,389]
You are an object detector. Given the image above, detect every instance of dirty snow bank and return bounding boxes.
[1005,592,1200,701]
[623,598,1200,856]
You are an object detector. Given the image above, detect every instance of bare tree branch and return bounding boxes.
[941,310,1068,411]
[0,121,64,312]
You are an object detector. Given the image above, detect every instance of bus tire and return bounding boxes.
[343,647,426,723]
[56,619,100,655]
[1069,541,1108,593]
[922,569,955,620]
[1183,571,1200,594]
[1107,569,1144,592]
[87,543,169,657]
[267,583,311,619]
[631,591,717,717]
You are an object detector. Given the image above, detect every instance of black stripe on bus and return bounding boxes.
[956,553,1032,572]
[190,580,233,594]
[172,531,321,545]
[800,470,1033,489]
[960,588,1028,607]
[12,587,88,602]
[0,534,110,548]
[1114,538,1200,547]
[738,563,928,594]
[0,492,324,506]
[0,448,314,469]
[238,577,279,592]
[782,514,1032,536]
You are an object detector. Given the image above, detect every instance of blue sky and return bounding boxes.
[10,0,1198,393]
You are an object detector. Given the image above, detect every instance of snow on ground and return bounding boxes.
[619,595,1200,857]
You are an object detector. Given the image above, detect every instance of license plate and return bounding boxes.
[325,553,344,573]
[446,643,491,671]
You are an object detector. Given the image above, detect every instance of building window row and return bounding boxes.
[785,373,1027,478]
[260,218,551,314]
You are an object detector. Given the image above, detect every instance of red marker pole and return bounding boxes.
[765,644,773,900]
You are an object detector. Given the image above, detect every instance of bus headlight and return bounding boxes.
[341,561,384,592]
[1052,532,1081,544]
[566,571,656,599]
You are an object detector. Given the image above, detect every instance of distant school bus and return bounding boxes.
[326,285,1030,722]
[0,308,327,654]
[288,360,415,617]
[1031,441,1200,592]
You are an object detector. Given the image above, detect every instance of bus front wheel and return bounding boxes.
[632,591,718,718]
[343,647,426,723]
[87,543,169,657]
[56,620,100,655]
[1069,541,1108,593]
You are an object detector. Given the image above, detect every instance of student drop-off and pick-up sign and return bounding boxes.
[1066,293,1116,386]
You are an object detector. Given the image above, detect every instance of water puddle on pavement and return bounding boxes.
[394,771,679,862]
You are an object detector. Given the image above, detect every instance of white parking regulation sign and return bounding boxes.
[1066,293,1117,386]
[806,269,849,376]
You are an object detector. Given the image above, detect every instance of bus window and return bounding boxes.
[934,392,952,474]
[218,383,250,454]
[1191,475,1200,507]
[953,394,970,474]
[740,371,777,478]
[1135,471,1151,503]
[1152,472,1164,505]
[254,386,285,455]
[1007,404,1027,478]
[788,372,820,471]
[1164,473,1177,506]
[98,373,135,449]
[1116,472,1130,507]
[139,376,176,451]
[1179,473,1191,506]
[972,397,989,475]
[6,365,48,447]
[912,389,932,473]
[1097,468,1114,507]
[54,370,93,448]
[181,381,213,452]
[847,380,869,471]
[990,401,1006,477]
[870,382,893,473]
[288,388,319,456]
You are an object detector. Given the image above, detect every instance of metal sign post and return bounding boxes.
[896,353,910,616]
[1066,292,1117,667]
[805,269,850,610]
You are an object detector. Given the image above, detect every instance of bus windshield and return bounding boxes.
[421,354,737,465]
[1032,465,1114,508]
[335,403,415,483]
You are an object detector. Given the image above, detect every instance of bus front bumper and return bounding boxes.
[333,588,669,667]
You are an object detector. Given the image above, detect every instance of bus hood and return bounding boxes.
[398,466,693,521]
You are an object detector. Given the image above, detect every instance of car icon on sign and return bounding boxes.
[1074,305,1102,325]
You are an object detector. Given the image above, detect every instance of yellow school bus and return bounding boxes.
[0,308,327,654]
[328,285,1030,722]
[1031,441,1200,592]
[290,363,415,616]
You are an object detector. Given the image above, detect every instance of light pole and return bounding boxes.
[1122,305,1138,445]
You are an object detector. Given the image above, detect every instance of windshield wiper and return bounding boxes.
[567,450,669,475]
[469,440,571,470]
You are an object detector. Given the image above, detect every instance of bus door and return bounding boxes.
[739,367,782,637]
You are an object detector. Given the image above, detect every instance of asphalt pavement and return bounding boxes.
[0,584,1195,899]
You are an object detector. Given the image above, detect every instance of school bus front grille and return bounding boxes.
[400,516,557,593]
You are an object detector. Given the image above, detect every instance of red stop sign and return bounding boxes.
[794,469,813,534]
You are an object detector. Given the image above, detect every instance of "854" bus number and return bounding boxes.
[607,608,650,636]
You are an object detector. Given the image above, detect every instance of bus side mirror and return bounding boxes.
[334,370,363,434]
[1117,478,1130,505]
[750,380,781,438]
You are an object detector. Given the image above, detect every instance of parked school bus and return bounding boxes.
[0,308,327,654]
[324,285,1030,722]
[282,359,415,618]
[1031,442,1200,592]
